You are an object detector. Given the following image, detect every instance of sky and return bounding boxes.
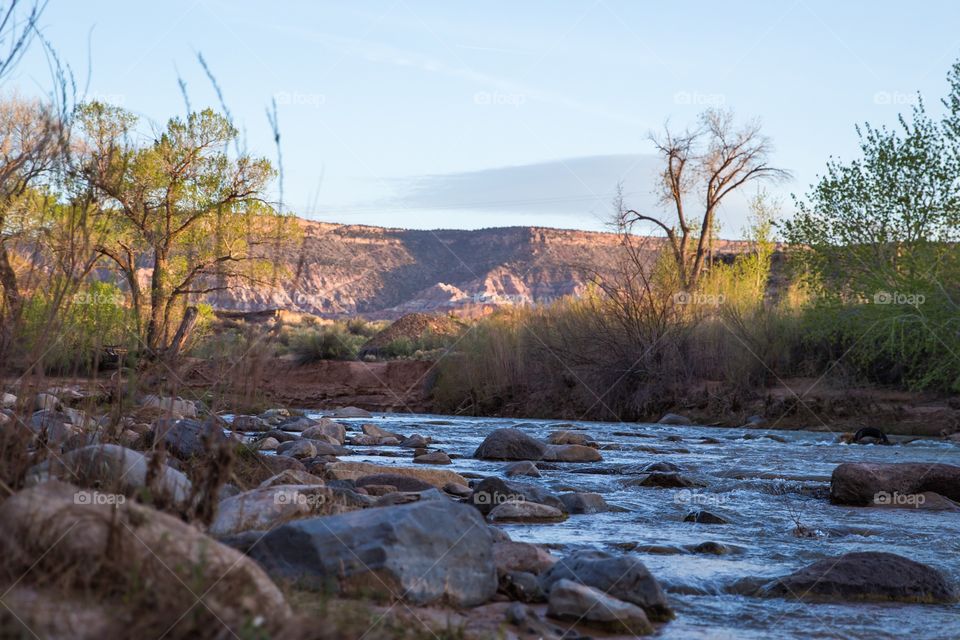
[12,1,960,236]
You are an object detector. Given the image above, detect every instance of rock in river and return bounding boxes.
[762,552,957,603]
[241,498,497,606]
[830,462,960,505]
[547,578,654,635]
[488,500,566,524]
[540,549,674,621]
[474,428,547,461]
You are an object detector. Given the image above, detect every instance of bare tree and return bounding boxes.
[618,109,789,290]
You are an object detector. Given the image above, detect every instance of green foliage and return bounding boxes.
[288,324,365,363]
[19,281,136,374]
[376,329,457,359]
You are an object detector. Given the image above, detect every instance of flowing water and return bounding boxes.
[298,412,960,639]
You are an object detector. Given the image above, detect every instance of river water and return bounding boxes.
[297,412,960,640]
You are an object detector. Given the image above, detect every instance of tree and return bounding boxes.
[783,70,960,299]
[618,109,789,290]
[77,103,276,354]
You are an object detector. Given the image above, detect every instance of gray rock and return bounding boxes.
[1,392,16,408]
[209,484,371,536]
[657,413,693,425]
[500,571,546,603]
[256,436,280,451]
[547,578,653,634]
[26,444,192,508]
[762,552,957,603]
[474,428,547,461]
[362,423,403,440]
[28,410,79,443]
[35,393,61,412]
[231,415,269,432]
[301,419,346,444]
[540,550,673,621]
[504,461,541,478]
[560,492,609,514]
[153,418,230,460]
[684,510,729,524]
[276,439,317,459]
[140,394,197,419]
[328,406,372,418]
[400,433,430,448]
[355,474,434,493]
[245,499,497,606]
[275,416,317,432]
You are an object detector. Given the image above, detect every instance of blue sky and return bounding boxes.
[13,1,960,235]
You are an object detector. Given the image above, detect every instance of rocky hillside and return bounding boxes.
[206,220,760,319]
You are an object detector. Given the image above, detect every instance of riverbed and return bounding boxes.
[298,412,960,640]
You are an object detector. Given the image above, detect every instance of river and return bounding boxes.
[297,412,960,640]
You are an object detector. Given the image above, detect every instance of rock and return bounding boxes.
[1,392,16,407]
[830,462,960,505]
[400,433,431,448]
[546,431,592,446]
[258,470,325,488]
[762,552,957,603]
[689,541,730,555]
[640,461,681,473]
[28,444,193,507]
[35,392,61,412]
[657,413,692,425]
[62,407,94,429]
[324,461,468,489]
[231,415,269,431]
[504,461,541,478]
[276,439,317,459]
[243,498,497,606]
[500,571,546,603]
[275,415,317,432]
[0,481,290,628]
[541,443,602,462]
[627,472,705,488]
[0,586,124,639]
[684,510,729,524]
[872,491,960,511]
[256,436,280,451]
[547,578,654,634]
[493,541,557,576]
[744,415,767,426]
[140,394,197,419]
[471,477,557,515]
[361,484,398,496]
[540,550,673,621]
[28,410,79,443]
[328,406,372,418]
[209,484,372,536]
[262,429,298,443]
[414,451,452,465]
[560,492,610,514]
[488,500,566,524]
[257,453,307,475]
[362,423,403,439]
[301,418,346,444]
[356,474,434,493]
[153,417,230,460]
[474,428,547,461]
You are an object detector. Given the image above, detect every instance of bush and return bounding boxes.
[289,325,364,363]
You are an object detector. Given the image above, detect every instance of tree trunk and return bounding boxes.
[146,249,167,353]
[165,304,198,361]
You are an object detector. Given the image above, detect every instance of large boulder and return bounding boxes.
[560,492,610,514]
[242,499,497,606]
[547,578,654,635]
[26,444,192,508]
[762,552,957,603]
[470,477,566,515]
[328,406,372,418]
[209,484,372,536]
[474,428,547,461]
[830,462,960,505]
[0,481,290,630]
[153,417,229,460]
[657,413,692,425]
[274,415,318,432]
[493,540,557,576]
[540,550,673,621]
[323,461,467,489]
